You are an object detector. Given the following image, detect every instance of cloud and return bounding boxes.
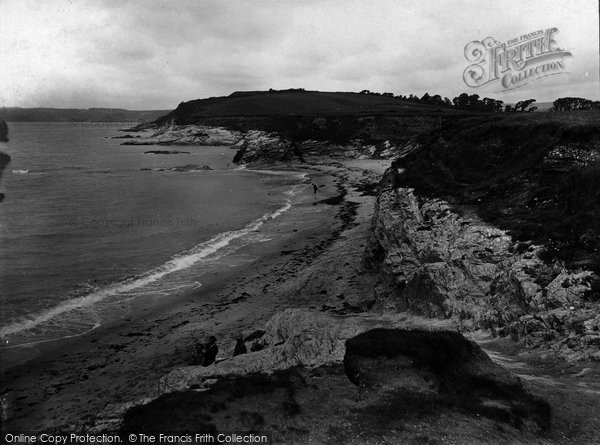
[0,0,597,108]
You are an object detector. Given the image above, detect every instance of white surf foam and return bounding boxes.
[247,168,308,180]
[0,188,299,343]
[0,322,102,349]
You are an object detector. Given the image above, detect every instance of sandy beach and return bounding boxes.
[0,160,387,432]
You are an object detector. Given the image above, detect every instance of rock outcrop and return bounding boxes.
[124,309,549,440]
[365,174,600,360]
[120,122,411,165]
[158,308,531,395]
[159,309,451,392]
[122,124,242,146]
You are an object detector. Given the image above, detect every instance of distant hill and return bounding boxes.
[159,89,460,125]
[0,107,171,123]
[132,89,475,144]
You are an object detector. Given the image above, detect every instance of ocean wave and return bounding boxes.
[247,168,308,180]
[0,188,299,345]
[0,322,101,350]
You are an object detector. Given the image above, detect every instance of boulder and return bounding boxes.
[344,328,519,391]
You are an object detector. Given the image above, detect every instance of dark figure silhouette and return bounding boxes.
[0,121,8,143]
[311,182,318,198]
[195,335,218,366]
[233,336,247,356]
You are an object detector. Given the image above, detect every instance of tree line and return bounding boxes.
[552,97,600,112]
[360,90,600,113]
[360,90,537,112]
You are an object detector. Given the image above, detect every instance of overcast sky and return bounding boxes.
[1,0,598,109]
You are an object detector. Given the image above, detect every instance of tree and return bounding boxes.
[430,94,444,106]
[453,93,470,109]
[482,97,495,112]
[468,94,481,110]
[514,99,536,112]
[552,97,598,111]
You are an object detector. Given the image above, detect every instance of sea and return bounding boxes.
[0,122,310,360]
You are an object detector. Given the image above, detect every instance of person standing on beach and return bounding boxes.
[311,182,318,199]
[233,336,247,356]
[204,336,218,365]
[194,335,219,366]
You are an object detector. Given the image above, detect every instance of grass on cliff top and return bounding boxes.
[159,90,465,123]
[394,111,600,272]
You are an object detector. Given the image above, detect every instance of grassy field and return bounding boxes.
[160,90,463,123]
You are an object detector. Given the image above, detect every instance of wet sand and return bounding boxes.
[0,161,385,432]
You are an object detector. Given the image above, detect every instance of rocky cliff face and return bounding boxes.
[121,121,417,165]
[365,173,600,361]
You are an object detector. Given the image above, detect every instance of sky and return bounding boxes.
[1,0,598,109]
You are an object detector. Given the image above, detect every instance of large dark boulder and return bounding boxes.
[344,328,551,430]
[344,328,514,391]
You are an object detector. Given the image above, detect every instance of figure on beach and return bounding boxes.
[0,120,9,143]
[194,335,218,366]
[311,182,318,198]
[233,336,247,356]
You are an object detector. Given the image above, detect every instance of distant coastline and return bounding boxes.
[0,107,170,123]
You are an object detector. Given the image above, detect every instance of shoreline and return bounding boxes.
[0,163,321,369]
[1,161,377,432]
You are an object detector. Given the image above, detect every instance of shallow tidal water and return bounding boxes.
[0,122,309,351]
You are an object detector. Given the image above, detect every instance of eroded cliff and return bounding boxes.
[365,114,600,361]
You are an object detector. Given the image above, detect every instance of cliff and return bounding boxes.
[364,112,600,360]
[364,184,600,360]
[130,89,459,146]
[394,112,600,270]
